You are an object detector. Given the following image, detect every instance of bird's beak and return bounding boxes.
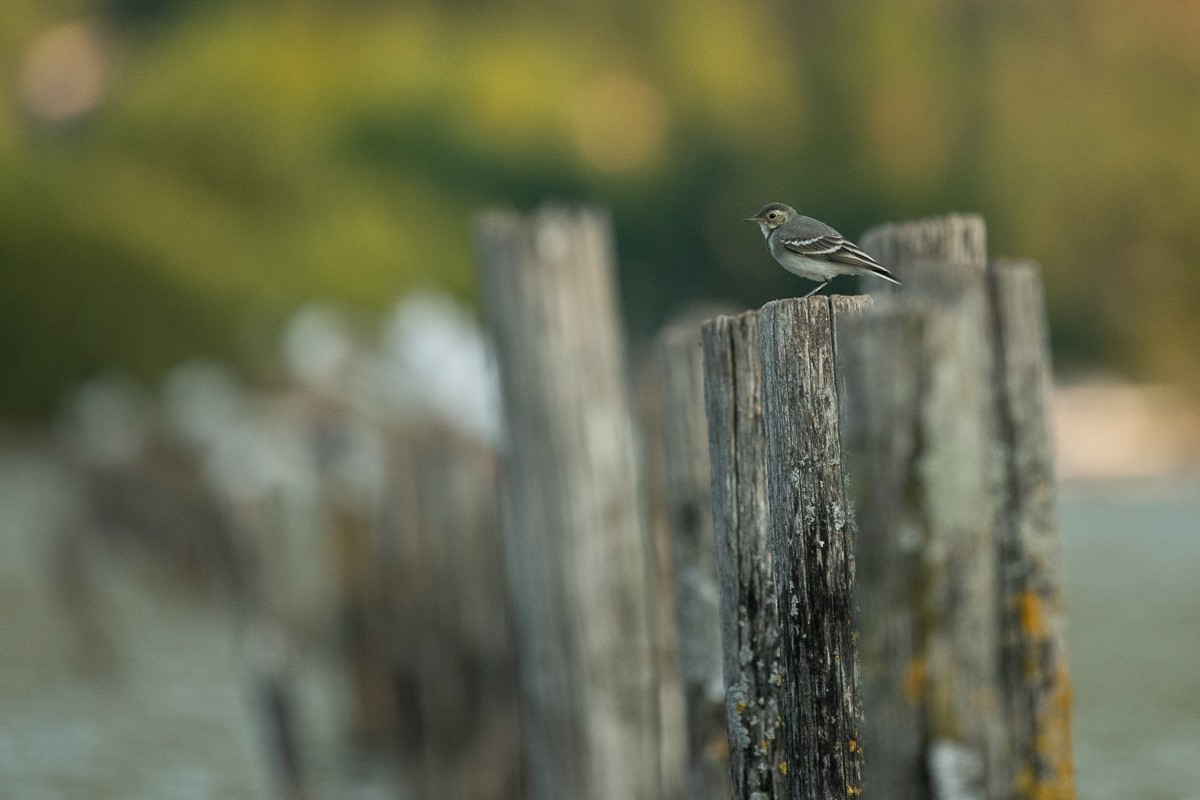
[744,216,760,223]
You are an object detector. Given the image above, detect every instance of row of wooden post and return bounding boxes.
[473,207,1074,800]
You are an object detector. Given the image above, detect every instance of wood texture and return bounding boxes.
[653,322,732,800]
[837,304,929,800]
[634,352,688,800]
[383,425,520,800]
[842,215,1006,800]
[474,206,660,800]
[860,214,987,281]
[701,309,787,800]
[988,260,1076,800]
[758,295,871,800]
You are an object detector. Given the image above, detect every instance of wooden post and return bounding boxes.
[653,322,732,800]
[836,303,928,800]
[635,353,688,800]
[988,260,1076,800]
[860,215,987,277]
[845,215,1007,799]
[474,206,660,800]
[389,425,521,800]
[758,295,871,799]
[701,310,788,799]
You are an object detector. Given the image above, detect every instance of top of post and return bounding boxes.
[860,214,987,281]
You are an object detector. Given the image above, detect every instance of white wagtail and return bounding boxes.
[746,203,900,297]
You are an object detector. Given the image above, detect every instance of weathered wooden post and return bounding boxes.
[758,295,871,799]
[850,215,1007,799]
[651,321,732,800]
[860,215,987,280]
[635,353,688,800]
[701,309,788,799]
[988,260,1075,800]
[474,206,660,800]
[842,215,1074,800]
[383,424,520,800]
[836,301,928,800]
[841,286,1009,800]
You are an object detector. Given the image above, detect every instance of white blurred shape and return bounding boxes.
[161,359,248,451]
[281,303,355,392]
[204,401,315,504]
[382,292,500,442]
[62,374,154,467]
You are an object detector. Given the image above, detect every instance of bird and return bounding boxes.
[745,203,900,298]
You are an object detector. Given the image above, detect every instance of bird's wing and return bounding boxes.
[779,233,898,281]
[778,233,845,258]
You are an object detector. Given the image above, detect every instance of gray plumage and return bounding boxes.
[745,202,900,298]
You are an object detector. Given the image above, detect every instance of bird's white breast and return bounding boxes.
[767,234,854,280]
[773,250,849,281]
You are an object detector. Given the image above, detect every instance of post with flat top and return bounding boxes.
[846,214,1006,800]
[648,320,733,800]
[841,214,1076,800]
[474,206,661,800]
[701,309,787,800]
[758,294,871,799]
[988,258,1076,800]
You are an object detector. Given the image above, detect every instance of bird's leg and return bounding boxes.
[802,279,832,298]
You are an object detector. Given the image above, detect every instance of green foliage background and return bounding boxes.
[4,0,1200,414]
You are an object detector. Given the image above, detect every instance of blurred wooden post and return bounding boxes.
[701,310,788,799]
[758,295,871,799]
[385,425,520,800]
[860,215,988,279]
[836,303,927,800]
[845,215,1007,799]
[635,354,688,800]
[988,260,1076,800]
[474,206,660,800]
[652,322,732,800]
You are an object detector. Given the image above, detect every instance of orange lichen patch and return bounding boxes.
[1042,667,1076,798]
[848,738,860,754]
[734,701,746,714]
[1017,590,1049,639]
[1049,666,1074,715]
[1016,766,1035,796]
[778,761,788,776]
[1036,667,1074,752]
[902,655,928,704]
[1021,665,1076,800]
[847,784,864,796]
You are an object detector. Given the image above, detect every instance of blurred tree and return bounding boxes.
[2,0,1199,415]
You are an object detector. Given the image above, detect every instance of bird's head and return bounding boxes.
[745,203,796,237]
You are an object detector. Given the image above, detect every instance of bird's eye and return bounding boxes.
[767,211,779,220]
